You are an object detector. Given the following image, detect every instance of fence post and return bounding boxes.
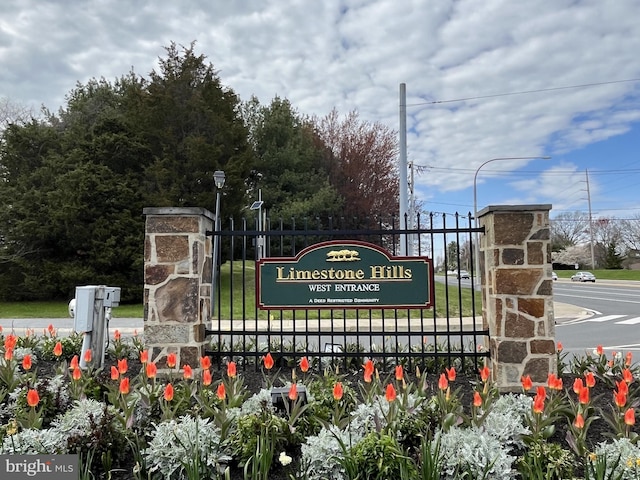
[478,204,555,391]
[142,207,214,374]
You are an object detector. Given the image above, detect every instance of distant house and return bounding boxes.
[623,249,640,270]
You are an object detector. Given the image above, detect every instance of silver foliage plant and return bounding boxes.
[593,437,640,480]
[143,415,230,478]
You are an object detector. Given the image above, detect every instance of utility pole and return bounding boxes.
[586,169,596,269]
[398,83,411,255]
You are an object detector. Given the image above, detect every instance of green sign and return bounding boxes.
[257,240,433,309]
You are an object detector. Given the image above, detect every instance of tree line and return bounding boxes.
[0,43,398,302]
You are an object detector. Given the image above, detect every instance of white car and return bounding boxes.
[457,270,470,280]
[571,271,596,282]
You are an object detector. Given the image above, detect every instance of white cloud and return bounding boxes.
[1,0,640,216]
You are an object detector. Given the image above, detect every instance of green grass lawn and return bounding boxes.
[3,266,637,319]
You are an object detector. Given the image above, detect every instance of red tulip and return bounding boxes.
[227,361,237,378]
[574,413,585,429]
[623,368,634,384]
[110,366,119,380]
[164,383,174,402]
[216,383,226,400]
[289,383,298,400]
[299,357,309,373]
[263,352,274,370]
[473,391,482,407]
[203,369,212,386]
[333,382,344,401]
[70,355,79,370]
[119,377,130,395]
[140,350,149,364]
[22,354,32,371]
[26,389,40,407]
[573,378,584,395]
[624,408,635,426]
[364,360,374,383]
[83,349,92,363]
[614,390,627,408]
[200,355,211,370]
[166,353,177,369]
[533,394,545,414]
[72,367,82,381]
[53,341,63,357]
[385,383,397,402]
[113,329,121,341]
[395,365,404,381]
[479,366,490,382]
[585,372,596,388]
[146,362,157,379]
[445,367,456,381]
[118,358,128,374]
[183,364,193,379]
[438,373,448,391]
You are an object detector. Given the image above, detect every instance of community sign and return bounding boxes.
[256,240,433,309]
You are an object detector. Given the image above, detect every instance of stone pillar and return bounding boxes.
[478,204,555,391]
[143,207,214,373]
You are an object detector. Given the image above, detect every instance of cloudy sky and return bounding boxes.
[2,0,640,221]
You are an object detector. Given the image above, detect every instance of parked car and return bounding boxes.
[571,271,596,282]
[457,270,470,279]
[552,271,558,281]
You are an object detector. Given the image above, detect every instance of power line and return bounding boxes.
[407,78,640,107]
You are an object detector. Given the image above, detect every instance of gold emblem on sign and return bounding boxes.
[326,250,361,262]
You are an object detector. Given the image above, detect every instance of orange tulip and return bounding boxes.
[216,383,226,400]
[479,366,490,382]
[70,355,79,370]
[596,345,604,356]
[4,334,17,351]
[623,368,634,384]
[119,377,130,395]
[289,383,298,401]
[624,408,635,426]
[203,369,212,386]
[113,329,121,341]
[364,359,374,383]
[573,378,584,395]
[110,366,119,380]
[473,391,482,407]
[83,349,92,363]
[617,380,629,396]
[574,413,585,429]
[299,357,310,373]
[53,341,63,357]
[22,354,32,371]
[140,350,149,364]
[557,341,563,352]
[614,390,627,408]
[536,386,547,401]
[395,365,404,381]
[227,361,237,378]
[521,375,533,391]
[166,353,177,369]
[585,372,596,388]
[164,383,174,402]
[118,358,128,374]
[72,366,82,381]
[625,351,633,366]
[579,385,590,404]
[533,394,545,414]
[263,352,274,370]
[385,383,397,402]
[445,367,456,381]
[183,364,193,379]
[47,323,55,336]
[146,362,157,379]
[26,389,40,407]
[200,355,211,370]
[333,382,344,401]
[438,373,448,390]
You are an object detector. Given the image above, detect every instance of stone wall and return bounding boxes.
[142,207,214,373]
[478,204,555,391]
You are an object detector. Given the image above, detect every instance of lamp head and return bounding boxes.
[214,170,226,189]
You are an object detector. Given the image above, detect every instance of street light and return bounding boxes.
[473,156,551,284]
[211,170,226,317]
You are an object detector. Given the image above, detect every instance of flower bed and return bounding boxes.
[1,327,639,479]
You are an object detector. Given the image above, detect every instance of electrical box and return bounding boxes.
[74,286,96,332]
[104,287,121,307]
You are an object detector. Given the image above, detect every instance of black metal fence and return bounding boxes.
[206,213,489,373]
